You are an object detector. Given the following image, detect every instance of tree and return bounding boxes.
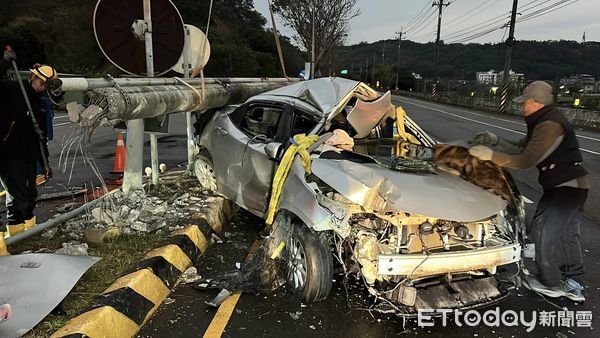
[272,0,359,75]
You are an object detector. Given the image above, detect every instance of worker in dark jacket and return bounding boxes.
[469,81,589,302]
[0,49,58,255]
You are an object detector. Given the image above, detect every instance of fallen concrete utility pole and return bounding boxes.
[75,80,297,127]
[59,77,294,92]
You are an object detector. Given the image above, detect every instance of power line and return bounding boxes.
[443,0,499,30]
[405,7,437,34]
[405,10,439,40]
[447,0,578,44]
[403,0,432,29]
[442,0,549,41]
[519,0,579,22]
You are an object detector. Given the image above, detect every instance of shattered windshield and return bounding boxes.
[353,138,437,173]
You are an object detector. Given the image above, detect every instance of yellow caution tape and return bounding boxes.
[265,133,319,225]
[395,106,420,145]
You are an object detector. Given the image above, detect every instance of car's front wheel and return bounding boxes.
[285,222,333,303]
[193,152,218,192]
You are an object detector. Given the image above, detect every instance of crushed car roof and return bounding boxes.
[250,77,377,119]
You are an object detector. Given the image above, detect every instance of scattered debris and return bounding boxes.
[41,227,59,239]
[55,242,89,256]
[206,289,232,307]
[309,325,316,330]
[164,298,175,305]
[181,267,202,284]
[289,311,302,320]
[211,233,224,244]
[49,175,230,248]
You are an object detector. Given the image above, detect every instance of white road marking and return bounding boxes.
[397,98,600,156]
[522,196,534,204]
[396,97,600,143]
[54,115,70,120]
[53,122,71,127]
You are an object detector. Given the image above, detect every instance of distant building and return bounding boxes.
[476,70,498,84]
[476,69,524,85]
[560,74,596,93]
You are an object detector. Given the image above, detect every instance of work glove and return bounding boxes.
[3,49,16,62]
[469,145,493,161]
[473,131,498,146]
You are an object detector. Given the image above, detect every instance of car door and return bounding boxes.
[209,102,289,217]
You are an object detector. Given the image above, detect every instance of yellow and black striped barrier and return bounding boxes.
[51,218,221,338]
[430,82,437,101]
[498,83,509,114]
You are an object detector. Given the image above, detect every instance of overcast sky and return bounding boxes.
[253,0,598,48]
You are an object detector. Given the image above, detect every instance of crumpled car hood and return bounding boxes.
[311,158,508,222]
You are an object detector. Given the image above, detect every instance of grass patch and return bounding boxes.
[21,231,169,337]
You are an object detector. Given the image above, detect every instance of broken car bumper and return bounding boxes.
[378,243,521,277]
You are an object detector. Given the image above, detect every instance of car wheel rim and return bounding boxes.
[287,237,307,290]
[194,159,217,191]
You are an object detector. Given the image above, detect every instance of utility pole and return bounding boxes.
[498,0,519,114]
[311,9,315,79]
[432,0,450,100]
[372,49,376,86]
[395,27,403,90]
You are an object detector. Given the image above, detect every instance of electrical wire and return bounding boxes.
[403,0,432,30]
[405,7,437,34]
[443,0,574,44]
[404,9,438,42]
[443,0,500,30]
[449,0,579,43]
[518,0,579,22]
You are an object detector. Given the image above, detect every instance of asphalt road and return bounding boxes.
[137,97,600,338]
[44,113,191,194]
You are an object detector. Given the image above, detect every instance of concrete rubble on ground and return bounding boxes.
[40,174,230,245]
[55,242,89,256]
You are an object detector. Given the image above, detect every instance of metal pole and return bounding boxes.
[124,0,151,192]
[145,0,160,186]
[499,0,519,114]
[432,1,450,100]
[311,7,315,79]
[183,26,196,171]
[5,192,111,245]
[395,28,403,90]
[372,50,376,86]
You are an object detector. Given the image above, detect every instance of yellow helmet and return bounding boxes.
[30,65,58,82]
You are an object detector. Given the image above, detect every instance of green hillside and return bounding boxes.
[336,39,600,89]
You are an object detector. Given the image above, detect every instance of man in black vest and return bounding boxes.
[469,81,589,302]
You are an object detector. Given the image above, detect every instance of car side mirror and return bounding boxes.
[264,142,282,161]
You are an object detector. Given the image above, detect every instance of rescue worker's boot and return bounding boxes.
[6,223,25,236]
[24,216,36,231]
[0,233,10,256]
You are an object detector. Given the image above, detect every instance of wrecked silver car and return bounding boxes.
[193,78,525,314]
